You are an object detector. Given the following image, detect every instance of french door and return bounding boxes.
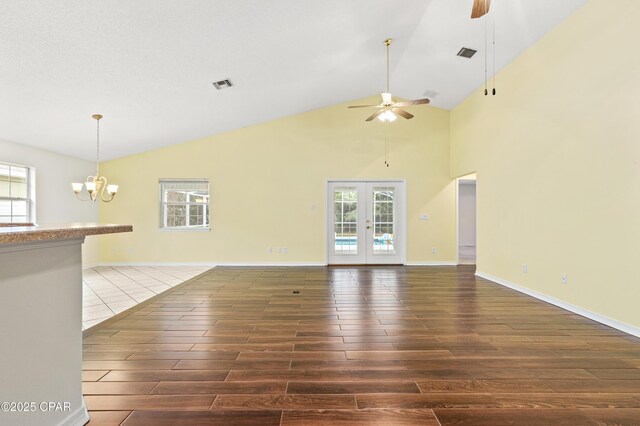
[327,181,405,265]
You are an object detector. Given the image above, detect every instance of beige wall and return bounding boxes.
[99,97,456,264]
[451,0,640,329]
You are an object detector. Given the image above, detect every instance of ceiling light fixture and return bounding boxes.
[348,39,430,122]
[71,114,118,202]
[378,110,397,122]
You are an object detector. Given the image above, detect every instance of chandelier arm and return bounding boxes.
[100,193,116,203]
[74,192,92,202]
[97,175,115,202]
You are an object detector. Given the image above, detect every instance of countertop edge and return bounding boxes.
[0,224,133,245]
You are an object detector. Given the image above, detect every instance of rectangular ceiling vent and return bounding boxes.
[212,79,234,90]
[456,47,477,59]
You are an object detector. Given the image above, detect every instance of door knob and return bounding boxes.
[366,225,371,229]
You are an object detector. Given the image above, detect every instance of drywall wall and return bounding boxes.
[99,97,456,264]
[451,0,640,329]
[458,181,476,247]
[0,139,100,267]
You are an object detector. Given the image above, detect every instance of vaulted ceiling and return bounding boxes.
[0,0,586,161]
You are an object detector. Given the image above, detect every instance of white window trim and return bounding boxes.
[0,161,35,224]
[159,178,210,231]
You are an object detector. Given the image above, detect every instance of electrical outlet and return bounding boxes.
[432,247,437,254]
[419,214,429,221]
[522,264,528,273]
[282,247,288,253]
[276,247,282,253]
[561,273,568,284]
[267,247,272,254]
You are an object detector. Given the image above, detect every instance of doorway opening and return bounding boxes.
[457,173,476,265]
[327,180,406,265]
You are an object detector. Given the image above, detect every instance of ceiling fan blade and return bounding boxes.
[394,98,430,107]
[393,108,414,120]
[347,104,380,109]
[365,109,385,122]
[471,0,490,19]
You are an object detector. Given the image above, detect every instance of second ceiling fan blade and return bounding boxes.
[393,108,414,120]
[347,105,380,109]
[365,109,385,122]
[394,98,430,107]
[471,0,491,19]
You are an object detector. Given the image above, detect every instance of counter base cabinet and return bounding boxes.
[0,238,89,426]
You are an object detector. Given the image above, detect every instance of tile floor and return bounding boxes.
[82,265,210,330]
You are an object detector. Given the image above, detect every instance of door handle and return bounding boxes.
[366,225,371,229]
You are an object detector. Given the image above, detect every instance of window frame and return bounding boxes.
[158,178,210,231]
[0,161,35,225]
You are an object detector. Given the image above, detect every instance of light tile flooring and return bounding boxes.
[82,265,210,330]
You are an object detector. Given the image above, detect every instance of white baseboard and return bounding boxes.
[99,261,217,267]
[59,399,89,426]
[475,270,640,338]
[99,261,326,267]
[210,262,326,267]
[405,261,458,266]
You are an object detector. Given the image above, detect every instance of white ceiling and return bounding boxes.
[0,0,586,161]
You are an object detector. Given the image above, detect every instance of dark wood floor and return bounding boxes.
[83,265,640,425]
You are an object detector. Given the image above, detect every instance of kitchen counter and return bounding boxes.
[0,223,132,426]
[0,223,133,244]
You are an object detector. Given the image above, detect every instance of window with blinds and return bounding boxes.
[0,162,32,224]
[159,179,210,230]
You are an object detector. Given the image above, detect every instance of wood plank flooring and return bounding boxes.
[83,265,640,425]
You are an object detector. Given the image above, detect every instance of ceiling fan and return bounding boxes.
[348,38,430,122]
[471,0,491,19]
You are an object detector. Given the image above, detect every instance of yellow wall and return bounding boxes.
[99,97,455,264]
[451,0,640,328]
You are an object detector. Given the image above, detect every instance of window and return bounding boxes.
[159,179,210,230]
[0,162,33,224]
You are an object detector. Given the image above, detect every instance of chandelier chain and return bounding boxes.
[96,117,100,176]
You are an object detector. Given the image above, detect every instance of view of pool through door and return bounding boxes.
[327,180,405,265]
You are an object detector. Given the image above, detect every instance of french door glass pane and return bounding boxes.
[372,187,395,254]
[334,187,357,254]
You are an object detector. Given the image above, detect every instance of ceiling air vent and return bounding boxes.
[212,79,234,90]
[456,47,477,58]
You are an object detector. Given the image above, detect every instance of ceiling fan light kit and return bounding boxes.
[348,38,430,122]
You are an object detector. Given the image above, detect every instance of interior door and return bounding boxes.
[327,181,404,265]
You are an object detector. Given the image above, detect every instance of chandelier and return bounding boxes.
[71,114,119,202]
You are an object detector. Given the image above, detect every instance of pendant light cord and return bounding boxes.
[492,8,496,95]
[384,119,389,167]
[484,0,488,96]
